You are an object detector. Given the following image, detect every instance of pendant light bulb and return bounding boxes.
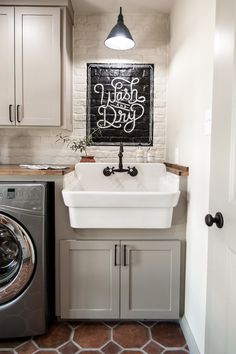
[105,7,135,50]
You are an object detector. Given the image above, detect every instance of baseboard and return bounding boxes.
[180,316,201,354]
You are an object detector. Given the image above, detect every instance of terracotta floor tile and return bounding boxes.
[74,323,110,348]
[103,321,119,328]
[121,351,143,354]
[79,351,102,354]
[0,338,27,348]
[151,322,186,348]
[102,340,121,354]
[34,351,58,354]
[59,341,79,354]
[16,340,38,354]
[0,321,188,353]
[113,322,149,348]
[34,322,71,348]
[140,321,157,328]
[143,340,163,354]
[67,321,82,328]
[164,351,187,354]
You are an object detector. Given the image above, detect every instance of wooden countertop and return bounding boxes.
[0,163,188,177]
[0,165,75,176]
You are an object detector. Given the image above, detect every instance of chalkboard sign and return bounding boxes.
[87,63,154,146]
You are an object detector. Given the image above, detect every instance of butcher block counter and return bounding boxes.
[0,165,75,176]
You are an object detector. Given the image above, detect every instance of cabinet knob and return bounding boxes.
[205,212,224,228]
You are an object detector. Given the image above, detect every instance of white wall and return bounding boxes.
[167,0,215,352]
[0,11,169,164]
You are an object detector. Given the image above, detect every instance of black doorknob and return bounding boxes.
[205,212,224,228]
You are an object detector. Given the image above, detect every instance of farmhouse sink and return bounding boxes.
[62,163,180,229]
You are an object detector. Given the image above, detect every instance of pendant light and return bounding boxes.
[105,7,135,50]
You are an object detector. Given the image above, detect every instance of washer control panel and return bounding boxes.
[0,183,47,214]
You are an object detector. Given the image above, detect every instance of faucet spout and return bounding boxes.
[103,142,138,177]
[118,142,124,171]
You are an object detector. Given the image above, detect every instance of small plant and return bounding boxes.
[56,128,100,156]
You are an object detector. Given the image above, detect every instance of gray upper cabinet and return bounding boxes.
[15,7,61,126]
[0,7,15,125]
[0,6,72,128]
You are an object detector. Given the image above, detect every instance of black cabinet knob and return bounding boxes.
[205,212,224,228]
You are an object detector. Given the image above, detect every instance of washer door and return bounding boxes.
[0,214,35,305]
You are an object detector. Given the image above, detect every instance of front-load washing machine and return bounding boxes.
[0,182,54,338]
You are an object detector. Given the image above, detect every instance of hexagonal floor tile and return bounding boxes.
[58,341,79,354]
[34,322,71,348]
[0,338,25,349]
[102,341,121,354]
[34,351,58,354]
[121,351,143,354]
[79,351,102,354]
[74,322,110,348]
[16,340,37,354]
[164,351,187,354]
[151,322,186,348]
[140,321,157,328]
[113,322,149,348]
[66,321,82,328]
[103,321,119,328]
[143,340,163,354]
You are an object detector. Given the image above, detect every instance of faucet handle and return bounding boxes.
[103,166,115,176]
[127,166,138,177]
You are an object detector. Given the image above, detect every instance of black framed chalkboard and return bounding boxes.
[87,63,154,146]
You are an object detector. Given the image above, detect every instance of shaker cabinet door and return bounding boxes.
[0,7,15,125]
[60,240,120,319]
[120,240,180,319]
[15,7,61,126]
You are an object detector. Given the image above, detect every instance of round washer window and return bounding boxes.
[0,214,35,305]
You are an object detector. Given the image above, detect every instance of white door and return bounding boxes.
[15,7,61,126]
[205,0,236,353]
[60,240,120,319]
[120,240,180,319]
[0,7,15,125]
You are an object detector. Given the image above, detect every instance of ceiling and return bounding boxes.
[71,0,174,14]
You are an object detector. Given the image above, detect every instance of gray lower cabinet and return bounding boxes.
[60,240,119,319]
[60,239,180,319]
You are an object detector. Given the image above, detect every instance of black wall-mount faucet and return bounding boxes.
[103,143,138,177]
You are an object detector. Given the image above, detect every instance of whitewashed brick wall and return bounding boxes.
[0,12,169,164]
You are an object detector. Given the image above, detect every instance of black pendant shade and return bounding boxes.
[105,7,135,50]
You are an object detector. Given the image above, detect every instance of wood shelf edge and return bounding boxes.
[0,165,75,176]
[164,162,189,176]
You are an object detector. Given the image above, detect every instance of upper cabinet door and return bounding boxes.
[15,7,61,126]
[0,7,15,125]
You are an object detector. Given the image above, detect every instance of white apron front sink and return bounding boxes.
[62,163,180,229]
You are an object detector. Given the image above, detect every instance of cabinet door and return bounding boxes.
[0,7,14,125]
[121,240,180,319]
[60,240,120,319]
[15,7,61,126]
[61,8,73,130]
